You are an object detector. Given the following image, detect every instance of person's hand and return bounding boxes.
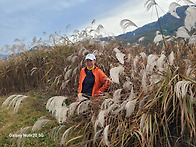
[78,93,82,102]
[95,90,102,96]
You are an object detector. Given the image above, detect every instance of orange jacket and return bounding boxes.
[78,66,110,96]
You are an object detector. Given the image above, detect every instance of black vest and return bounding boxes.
[81,67,95,96]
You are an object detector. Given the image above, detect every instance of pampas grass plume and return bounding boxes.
[140,114,147,131]
[113,89,122,103]
[110,66,124,84]
[60,127,72,146]
[175,80,191,99]
[93,129,103,144]
[125,99,137,118]
[168,51,175,65]
[2,95,28,113]
[64,69,72,80]
[103,125,110,146]
[77,97,90,114]
[32,116,50,132]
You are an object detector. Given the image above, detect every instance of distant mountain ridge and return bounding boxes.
[0,54,7,60]
[116,5,190,45]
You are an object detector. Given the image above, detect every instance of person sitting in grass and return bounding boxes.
[78,54,110,102]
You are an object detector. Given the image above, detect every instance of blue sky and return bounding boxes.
[0,0,176,54]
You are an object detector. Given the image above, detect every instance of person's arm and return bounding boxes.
[78,68,85,101]
[95,70,110,94]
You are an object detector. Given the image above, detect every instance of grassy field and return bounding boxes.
[0,12,195,145]
[0,91,58,146]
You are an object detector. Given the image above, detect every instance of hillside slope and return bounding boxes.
[116,5,188,45]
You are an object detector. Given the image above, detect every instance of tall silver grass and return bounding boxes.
[110,66,124,84]
[114,48,125,64]
[32,116,50,132]
[103,125,110,146]
[60,126,72,146]
[46,96,68,124]
[175,80,192,99]
[2,95,28,113]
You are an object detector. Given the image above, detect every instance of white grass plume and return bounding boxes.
[68,102,79,116]
[56,107,69,124]
[123,77,133,91]
[50,125,65,141]
[107,103,119,115]
[32,116,50,132]
[133,55,139,72]
[2,94,17,107]
[46,96,67,115]
[138,37,145,42]
[46,96,68,123]
[189,34,196,44]
[78,47,84,56]
[149,74,162,85]
[175,80,192,99]
[146,54,158,73]
[125,99,137,118]
[140,52,147,59]
[169,2,180,18]
[116,52,125,64]
[128,87,136,101]
[184,6,196,31]
[113,89,122,103]
[82,48,89,55]
[60,127,72,146]
[110,66,124,84]
[72,67,78,77]
[113,48,121,53]
[16,126,32,147]
[101,99,114,110]
[185,65,195,78]
[115,124,123,135]
[71,55,77,63]
[156,53,166,72]
[64,69,72,80]
[66,55,73,62]
[168,51,175,65]
[77,97,90,114]
[142,71,148,93]
[113,48,125,64]
[93,129,103,145]
[154,34,163,44]
[139,96,148,110]
[2,95,28,113]
[126,53,132,62]
[176,26,190,39]
[140,114,147,131]
[94,110,107,132]
[60,80,70,90]
[30,67,38,76]
[103,125,110,146]
[113,101,127,117]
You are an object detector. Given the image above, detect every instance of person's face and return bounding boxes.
[86,59,95,69]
